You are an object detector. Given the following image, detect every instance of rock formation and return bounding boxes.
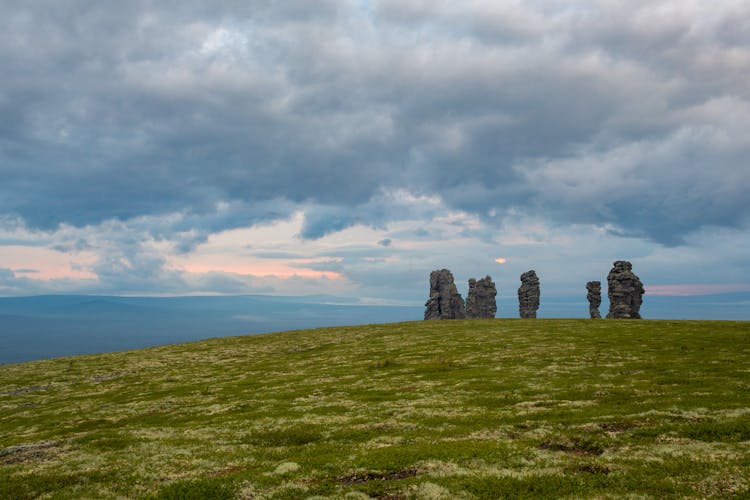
[424,269,466,320]
[518,270,540,318]
[586,281,602,319]
[606,261,645,319]
[465,276,497,319]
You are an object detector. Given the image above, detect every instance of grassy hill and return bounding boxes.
[1,319,749,499]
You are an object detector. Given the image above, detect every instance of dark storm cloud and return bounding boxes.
[1,1,748,245]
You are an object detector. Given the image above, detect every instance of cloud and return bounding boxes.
[646,284,750,297]
[1,1,749,302]
[2,0,749,247]
[1,199,750,308]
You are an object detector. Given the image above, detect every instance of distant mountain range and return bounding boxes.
[1,292,748,364]
[0,295,420,365]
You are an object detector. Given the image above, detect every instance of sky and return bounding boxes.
[1,1,749,309]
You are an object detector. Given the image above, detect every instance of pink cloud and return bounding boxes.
[645,284,750,296]
[175,261,343,280]
[0,246,97,280]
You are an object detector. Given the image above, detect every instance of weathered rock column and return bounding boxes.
[466,276,497,319]
[586,281,602,319]
[605,261,645,319]
[424,269,466,320]
[518,270,540,318]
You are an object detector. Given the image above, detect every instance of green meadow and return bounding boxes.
[1,319,749,499]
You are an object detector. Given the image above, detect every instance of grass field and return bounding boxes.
[1,319,749,499]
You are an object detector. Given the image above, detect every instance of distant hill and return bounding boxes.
[0,295,422,365]
[1,319,748,498]
[2,292,749,364]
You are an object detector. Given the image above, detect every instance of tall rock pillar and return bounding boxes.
[586,281,602,319]
[606,261,645,319]
[466,276,497,319]
[518,270,540,318]
[424,269,466,320]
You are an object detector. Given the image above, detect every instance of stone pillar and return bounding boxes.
[518,270,540,318]
[605,261,645,319]
[466,276,497,319]
[586,281,602,319]
[424,269,466,320]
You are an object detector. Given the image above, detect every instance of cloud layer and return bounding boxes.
[1,1,749,302]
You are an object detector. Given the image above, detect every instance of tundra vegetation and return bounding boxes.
[1,319,749,499]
